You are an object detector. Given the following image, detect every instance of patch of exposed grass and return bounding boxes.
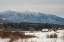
[0,29,36,42]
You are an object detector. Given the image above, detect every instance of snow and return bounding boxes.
[0,30,64,42]
[0,38,10,42]
[48,30,56,35]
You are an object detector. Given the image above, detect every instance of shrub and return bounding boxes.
[47,33,58,38]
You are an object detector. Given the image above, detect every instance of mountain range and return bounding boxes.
[0,10,64,25]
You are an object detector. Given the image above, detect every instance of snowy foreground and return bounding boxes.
[0,30,64,42]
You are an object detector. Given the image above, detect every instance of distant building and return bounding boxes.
[58,28,61,30]
[42,29,48,32]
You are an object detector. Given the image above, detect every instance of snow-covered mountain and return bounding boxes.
[0,18,12,23]
[0,10,64,25]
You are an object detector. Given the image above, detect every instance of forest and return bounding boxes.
[0,22,64,31]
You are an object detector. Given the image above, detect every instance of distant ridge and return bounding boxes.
[0,10,64,25]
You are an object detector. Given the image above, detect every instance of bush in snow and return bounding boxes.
[47,33,57,38]
[47,30,58,38]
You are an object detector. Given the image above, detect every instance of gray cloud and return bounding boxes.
[0,0,64,18]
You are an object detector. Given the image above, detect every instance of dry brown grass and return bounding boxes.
[0,29,36,42]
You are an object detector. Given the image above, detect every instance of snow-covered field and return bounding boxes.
[0,30,64,42]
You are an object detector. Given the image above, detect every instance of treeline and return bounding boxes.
[0,22,64,31]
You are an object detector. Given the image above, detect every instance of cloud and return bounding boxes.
[0,0,64,18]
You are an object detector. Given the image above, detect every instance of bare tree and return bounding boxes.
[29,27,35,32]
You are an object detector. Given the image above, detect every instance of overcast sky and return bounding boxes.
[0,0,64,18]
